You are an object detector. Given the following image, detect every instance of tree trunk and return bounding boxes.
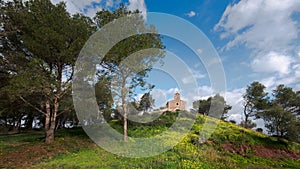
[122,94,128,142]
[45,109,57,143]
[45,100,53,143]
[45,127,54,143]
[47,97,59,143]
[45,63,62,143]
[4,116,8,128]
[17,116,22,133]
[25,114,34,130]
[55,119,60,130]
[123,106,128,142]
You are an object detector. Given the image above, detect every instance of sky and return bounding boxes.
[47,0,300,126]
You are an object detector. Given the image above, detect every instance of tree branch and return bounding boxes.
[19,96,47,116]
[57,105,74,117]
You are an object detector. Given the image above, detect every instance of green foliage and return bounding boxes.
[243,81,268,124]
[1,115,300,168]
[110,111,179,132]
[92,5,164,141]
[139,92,155,113]
[239,120,257,129]
[193,94,232,120]
[1,0,95,142]
[273,84,297,110]
[255,84,300,142]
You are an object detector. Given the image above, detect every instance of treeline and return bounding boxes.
[0,0,164,142]
[1,0,299,144]
[242,82,300,142]
[193,82,300,142]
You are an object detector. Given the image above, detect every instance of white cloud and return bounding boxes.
[223,88,244,116]
[182,76,194,84]
[196,48,203,55]
[228,114,242,123]
[85,5,103,18]
[277,77,298,86]
[295,84,300,91]
[260,77,276,89]
[9,0,145,21]
[6,0,102,18]
[51,0,101,15]
[134,93,144,102]
[257,62,300,93]
[128,0,147,19]
[215,0,300,51]
[151,89,168,108]
[197,86,214,97]
[182,69,206,84]
[251,51,293,75]
[187,11,196,17]
[293,64,300,78]
[166,88,180,95]
[105,0,113,7]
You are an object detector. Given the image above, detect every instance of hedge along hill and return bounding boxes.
[1,112,299,169]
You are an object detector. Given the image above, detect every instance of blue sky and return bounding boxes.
[50,0,300,125]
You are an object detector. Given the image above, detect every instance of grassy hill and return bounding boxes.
[0,112,299,168]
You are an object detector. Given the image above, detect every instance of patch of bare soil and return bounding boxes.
[221,142,300,160]
[0,137,95,168]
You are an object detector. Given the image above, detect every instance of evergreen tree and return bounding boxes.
[193,94,231,120]
[1,0,94,142]
[93,6,164,141]
[139,92,155,114]
[243,81,268,125]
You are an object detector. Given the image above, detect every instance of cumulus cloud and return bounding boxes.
[85,5,103,18]
[259,77,276,93]
[251,52,293,75]
[295,84,300,91]
[215,0,300,51]
[223,88,244,116]
[250,51,300,92]
[150,89,168,108]
[51,0,101,15]
[197,86,214,98]
[215,0,300,94]
[187,11,196,17]
[128,0,147,19]
[182,69,206,84]
[11,0,145,21]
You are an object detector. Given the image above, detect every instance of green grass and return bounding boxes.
[1,113,299,168]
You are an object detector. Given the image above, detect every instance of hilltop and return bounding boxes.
[0,112,299,168]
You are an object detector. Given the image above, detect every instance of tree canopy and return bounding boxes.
[242,81,268,126]
[193,94,231,120]
[1,0,94,142]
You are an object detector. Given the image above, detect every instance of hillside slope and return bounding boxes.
[0,113,299,168]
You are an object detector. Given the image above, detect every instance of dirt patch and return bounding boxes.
[0,137,95,168]
[252,145,299,160]
[1,142,59,168]
[221,142,300,160]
